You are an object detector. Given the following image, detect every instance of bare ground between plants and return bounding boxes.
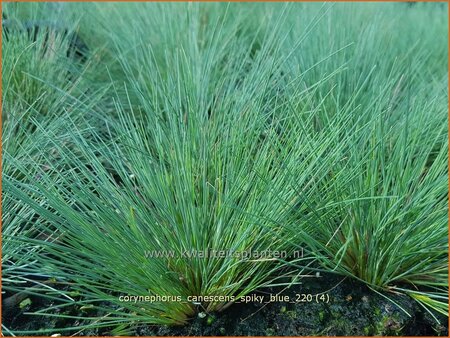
[4,273,448,336]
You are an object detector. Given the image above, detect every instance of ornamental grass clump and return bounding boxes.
[2,2,448,335]
[4,4,343,332]
[284,2,448,319]
[1,4,104,331]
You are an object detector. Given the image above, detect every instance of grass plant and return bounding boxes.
[283,2,448,319]
[2,2,448,335]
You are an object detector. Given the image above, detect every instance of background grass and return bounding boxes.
[2,2,448,335]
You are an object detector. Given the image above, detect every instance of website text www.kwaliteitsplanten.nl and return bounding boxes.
[143,248,304,259]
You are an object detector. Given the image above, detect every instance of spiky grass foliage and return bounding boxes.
[2,2,448,334]
[289,79,448,318]
[283,2,449,319]
[284,3,448,108]
[4,4,340,332]
[1,4,105,330]
[2,5,88,120]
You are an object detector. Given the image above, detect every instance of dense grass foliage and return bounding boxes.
[281,3,448,319]
[2,4,89,319]
[2,2,448,335]
[1,5,107,335]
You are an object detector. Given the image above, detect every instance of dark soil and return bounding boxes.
[135,274,448,336]
[3,273,448,336]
